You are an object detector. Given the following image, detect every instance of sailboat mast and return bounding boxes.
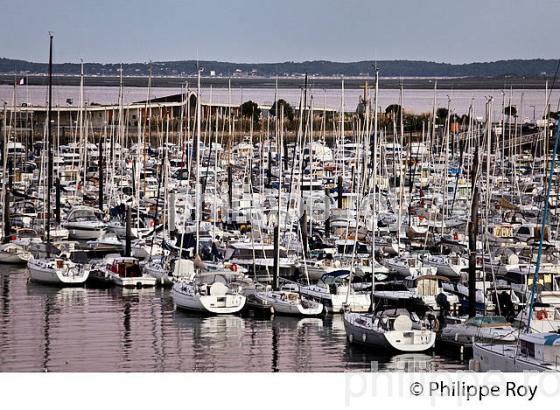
[273,105,284,291]
[195,68,202,256]
[45,33,54,248]
[371,67,379,305]
[2,102,8,243]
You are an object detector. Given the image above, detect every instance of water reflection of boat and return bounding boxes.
[343,343,436,371]
[383,353,434,371]
[173,311,245,333]
[272,316,324,330]
[110,285,157,299]
[26,281,88,303]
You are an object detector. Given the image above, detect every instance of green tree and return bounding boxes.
[269,99,294,121]
[436,107,449,124]
[504,105,517,118]
[240,100,261,123]
[385,104,402,118]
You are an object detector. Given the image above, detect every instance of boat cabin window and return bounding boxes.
[321,274,347,285]
[374,282,408,292]
[70,210,98,221]
[113,261,141,278]
[520,339,535,358]
[465,316,508,327]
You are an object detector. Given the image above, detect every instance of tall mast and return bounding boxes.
[273,105,284,291]
[195,67,202,256]
[341,77,345,179]
[46,33,54,250]
[2,102,8,243]
[431,81,437,155]
[79,59,84,160]
[371,66,379,302]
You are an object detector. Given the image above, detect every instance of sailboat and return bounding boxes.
[440,315,517,348]
[28,257,90,285]
[472,115,560,372]
[0,83,33,264]
[299,271,371,313]
[344,309,436,352]
[170,69,245,314]
[250,283,324,316]
[171,270,246,314]
[27,34,89,286]
[0,243,32,264]
[472,332,560,371]
[343,73,436,353]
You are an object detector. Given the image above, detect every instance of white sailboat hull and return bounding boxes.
[171,284,246,314]
[473,343,560,372]
[299,287,370,313]
[143,262,173,286]
[254,292,324,316]
[27,259,89,285]
[344,313,436,352]
[0,244,32,264]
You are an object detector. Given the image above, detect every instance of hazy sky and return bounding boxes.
[2,0,559,64]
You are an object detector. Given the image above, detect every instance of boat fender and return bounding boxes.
[468,359,480,371]
[537,310,548,320]
[362,334,367,343]
[431,318,440,332]
[348,333,353,343]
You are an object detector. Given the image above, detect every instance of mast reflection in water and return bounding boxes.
[0,267,466,372]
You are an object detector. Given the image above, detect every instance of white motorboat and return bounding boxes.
[344,309,436,352]
[440,315,517,347]
[28,257,90,285]
[62,206,106,240]
[98,256,156,287]
[171,272,246,314]
[472,332,560,372]
[47,226,70,241]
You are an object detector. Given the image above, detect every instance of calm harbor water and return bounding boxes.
[1,85,559,119]
[0,266,466,372]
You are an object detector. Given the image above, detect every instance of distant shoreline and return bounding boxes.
[0,75,557,90]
